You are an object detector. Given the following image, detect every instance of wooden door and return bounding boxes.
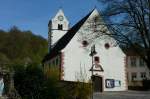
[93,76,103,92]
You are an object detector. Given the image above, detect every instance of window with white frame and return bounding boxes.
[139,58,145,67]
[131,72,137,81]
[140,72,146,79]
[130,56,136,67]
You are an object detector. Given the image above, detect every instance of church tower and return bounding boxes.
[48,9,69,51]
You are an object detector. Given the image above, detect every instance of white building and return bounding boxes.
[125,49,150,87]
[43,9,128,92]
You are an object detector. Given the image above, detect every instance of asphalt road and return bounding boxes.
[93,91,150,99]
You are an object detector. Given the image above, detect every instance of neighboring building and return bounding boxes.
[125,49,150,87]
[43,9,127,92]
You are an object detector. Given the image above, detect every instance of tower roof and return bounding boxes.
[53,9,69,22]
[48,9,69,27]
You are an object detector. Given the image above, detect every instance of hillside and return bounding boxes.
[0,26,48,65]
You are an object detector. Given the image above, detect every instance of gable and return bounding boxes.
[63,9,114,49]
[43,8,125,63]
[42,9,95,63]
[52,9,69,24]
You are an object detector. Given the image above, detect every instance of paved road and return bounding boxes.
[94,91,150,99]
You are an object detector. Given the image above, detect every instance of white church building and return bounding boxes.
[42,9,127,92]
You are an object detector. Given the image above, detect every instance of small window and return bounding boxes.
[94,56,100,63]
[104,43,110,49]
[139,58,145,67]
[49,63,51,68]
[52,60,55,66]
[131,72,137,81]
[130,56,136,67]
[82,40,88,47]
[140,72,146,79]
[56,58,59,66]
[58,24,63,30]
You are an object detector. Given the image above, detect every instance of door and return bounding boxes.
[92,76,103,92]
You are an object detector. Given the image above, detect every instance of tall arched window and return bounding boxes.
[58,24,63,30]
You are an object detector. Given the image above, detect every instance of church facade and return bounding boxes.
[43,9,127,92]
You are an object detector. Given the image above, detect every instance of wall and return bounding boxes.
[126,56,150,86]
[62,32,127,91]
[43,55,61,78]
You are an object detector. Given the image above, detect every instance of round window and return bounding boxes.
[82,40,88,47]
[104,43,110,49]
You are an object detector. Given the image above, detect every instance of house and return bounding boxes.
[125,48,150,87]
[42,9,127,92]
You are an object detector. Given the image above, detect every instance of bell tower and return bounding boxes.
[48,9,69,52]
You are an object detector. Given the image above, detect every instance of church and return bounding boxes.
[42,8,127,92]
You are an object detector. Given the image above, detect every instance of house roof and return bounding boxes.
[42,9,95,63]
[122,44,146,56]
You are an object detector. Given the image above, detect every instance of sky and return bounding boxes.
[0,0,104,39]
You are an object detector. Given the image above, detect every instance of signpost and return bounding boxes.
[89,45,104,99]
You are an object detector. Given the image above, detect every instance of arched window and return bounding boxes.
[58,24,63,30]
[104,43,110,49]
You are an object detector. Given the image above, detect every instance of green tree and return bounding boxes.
[73,67,91,99]
[0,53,9,63]
[14,65,67,99]
[0,26,48,65]
[14,64,44,99]
[41,67,68,99]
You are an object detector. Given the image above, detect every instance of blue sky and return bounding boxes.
[0,0,104,39]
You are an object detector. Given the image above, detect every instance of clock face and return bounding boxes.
[58,15,64,21]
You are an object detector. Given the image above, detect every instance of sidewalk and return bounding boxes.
[93,91,150,99]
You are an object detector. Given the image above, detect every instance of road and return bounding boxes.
[93,91,150,99]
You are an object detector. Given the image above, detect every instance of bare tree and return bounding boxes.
[88,0,150,69]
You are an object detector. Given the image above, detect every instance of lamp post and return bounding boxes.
[89,45,97,99]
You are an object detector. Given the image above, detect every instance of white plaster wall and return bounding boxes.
[127,56,150,81]
[61,9,127,91]
[99,42,127,91]
[51,30,68,45]
[62,32,127,91]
